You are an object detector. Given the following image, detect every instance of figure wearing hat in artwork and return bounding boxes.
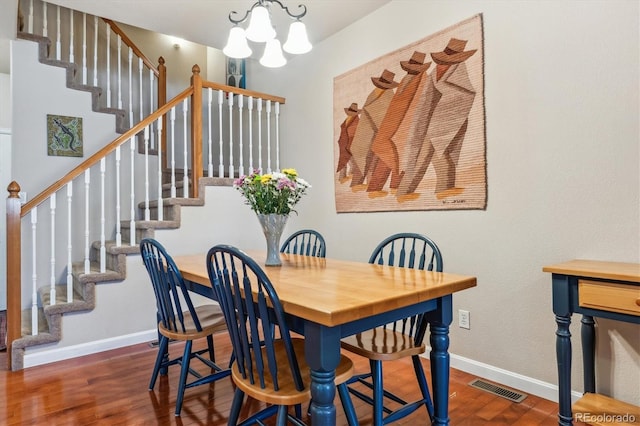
[336,103,361,183]
[348,69,399,189]
[396,38,477,198]
[366,51,431,195]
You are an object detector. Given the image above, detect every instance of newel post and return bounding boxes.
[6,181,22,370]
[157,56,167,171]
[190,64,203,199]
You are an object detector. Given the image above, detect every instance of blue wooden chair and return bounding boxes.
[340,233,443,425]
[280,229,327,258]
[140,238,231,416]
[206,244,358,426]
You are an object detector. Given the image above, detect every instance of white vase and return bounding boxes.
[256,213,288,266]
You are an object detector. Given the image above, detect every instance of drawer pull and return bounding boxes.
[636,298,640,307]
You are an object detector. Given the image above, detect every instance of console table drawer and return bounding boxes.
[579,280,640,316]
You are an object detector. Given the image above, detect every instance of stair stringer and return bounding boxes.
[11,177,234,371]
[17,32,128,133]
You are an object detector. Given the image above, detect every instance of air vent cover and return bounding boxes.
[468,378,527,403]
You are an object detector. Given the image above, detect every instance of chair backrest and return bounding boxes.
[206,244,304,392]
[140,238,204,334]
[369,233,443,343]
[280,229,326,258]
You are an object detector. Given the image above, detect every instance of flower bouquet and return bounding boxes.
[234,169,311,265]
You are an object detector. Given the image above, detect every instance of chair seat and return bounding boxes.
[341,328,425,361]
[232,338,354,406]
[158,304,227,341]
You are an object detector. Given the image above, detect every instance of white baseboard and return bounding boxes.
[438,351,583,404]
[23,329,158,368]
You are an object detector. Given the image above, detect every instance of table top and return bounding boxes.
[174,251,477,327]
[543,259,640,283]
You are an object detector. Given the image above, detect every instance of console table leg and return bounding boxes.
[556,314,573,426]
[581,315,596,393]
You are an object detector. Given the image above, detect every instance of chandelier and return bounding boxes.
[223,0,312,68]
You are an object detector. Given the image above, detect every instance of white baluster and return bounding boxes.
[149,70,155,150]
[84,169,90,274]
[257,99,263,174]
[129,137,136,245]
[117,35,122,109]
[275,102,280,172]
[31,208,38,336]
[82,13,87,84]
[218,90,224,178]
[100,158,106,273]
[55,5,60,60]
[207,88,213,177]
[238,94,244,177]
[266,100,272,173]
[49,193,56,305]
[138,58,143,125]
[93,16,98,87]
[128,47,133,128]
[170,107,176,198]
[106,25,111,108]
[144,126,150,220]
[228,93,234,178]
[115,147,121,246]
[156,117,163,221]
[42,2,47,37]
[69,10,74,63]
[183,99,189,198]
[248,96,254,173]
[66,181,73,303]
[28,0,33,33]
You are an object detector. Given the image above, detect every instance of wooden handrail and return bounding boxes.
[20,85,194,217]
[6,181,22,370]
[103,18,159,76]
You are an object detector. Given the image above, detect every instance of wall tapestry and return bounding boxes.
[333,14,486,212]
[47,114,83,157]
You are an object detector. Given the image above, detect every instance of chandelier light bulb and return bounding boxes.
[223,26,252,58]
[260,38,287,68]
[283,20,312,54]
[245,6,276,43]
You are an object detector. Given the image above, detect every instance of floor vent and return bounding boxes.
[468,379,528,403]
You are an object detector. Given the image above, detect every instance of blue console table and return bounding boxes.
[543,259,640,426]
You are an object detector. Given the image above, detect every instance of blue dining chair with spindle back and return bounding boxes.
[206,244,358,426]
[140,238,231,416]
[280,229,327,258]
[340,232,443,425]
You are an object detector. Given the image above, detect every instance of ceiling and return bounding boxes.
[0,0,390,73]
[39,0,390,53]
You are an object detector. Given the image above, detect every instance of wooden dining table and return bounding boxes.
[173,250,477,426]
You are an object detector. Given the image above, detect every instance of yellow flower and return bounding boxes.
[282,168,298,178]
[260,174,272,184]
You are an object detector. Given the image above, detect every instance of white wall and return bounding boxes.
[248,0,640,405]
[1,72,12,310]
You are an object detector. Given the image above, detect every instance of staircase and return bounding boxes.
[6,1,285,370]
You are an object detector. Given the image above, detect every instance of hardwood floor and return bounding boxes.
[0,334,579,425]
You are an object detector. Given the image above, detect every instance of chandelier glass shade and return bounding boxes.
[223,0,312,68]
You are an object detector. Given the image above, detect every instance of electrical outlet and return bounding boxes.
[458,309,470,329]
[19,191,27,205]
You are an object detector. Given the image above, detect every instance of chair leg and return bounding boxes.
[338,383,359,426]
[149,335,169,390]
[174,340,193,416]
[228,389,245,425]
[206,334,216,363]
[412,354,434,419]
[372,360,384,426]
[275,405,288,426]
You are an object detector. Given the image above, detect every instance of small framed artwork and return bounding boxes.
[47,114,83,157]
[226,57,246,89]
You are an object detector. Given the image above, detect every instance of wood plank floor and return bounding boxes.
[0,334,582,425]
